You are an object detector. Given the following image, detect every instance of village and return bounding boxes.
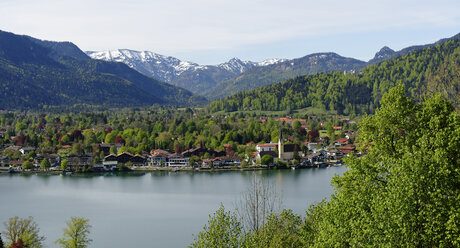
[0,116,361,174]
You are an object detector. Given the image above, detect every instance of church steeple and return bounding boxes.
[278,127,284,159]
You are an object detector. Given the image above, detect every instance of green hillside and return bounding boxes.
[203,53,366,100]
[209,40,460,114]
[0,30,206,110]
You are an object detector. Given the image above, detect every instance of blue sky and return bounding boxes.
[1,0,459,64]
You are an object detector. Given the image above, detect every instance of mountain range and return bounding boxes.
[0,29,458,110]
[209,37,460,113]
[87,32,460,100]
[0,30,206,110]
[86,49,285,94]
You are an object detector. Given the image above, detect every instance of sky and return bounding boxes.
[1,0,459,65]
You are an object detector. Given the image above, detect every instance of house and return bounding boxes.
[8,160,25,168]
[116,152,135,164]
[35,154,61,167]
[327,149,343,159]
[103,152,147,166]
[219,156,241,166]
[202,158,222,167]
[67,154,94,171]
[304,152,324,164]
[19,147,35,155]
[167,153,189,167]
[0,156,8,166]
[131,154,147,166]
[337,144,356,155]
[307,143,318,151]
[149,153,168,167]
[256,143,277,153]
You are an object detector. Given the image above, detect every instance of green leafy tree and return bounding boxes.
[61,159,68,170]
[40,158,50,171]
[22,161,33,170]
[2,216,45,248]
[109,146,117,155]
[71,143,82,155]
[244,209,303,248]
[260,155,273,166]
[304,86,460,247]
[55,217,92,248]
[190,204,243,248]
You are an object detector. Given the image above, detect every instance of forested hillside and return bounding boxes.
[0,30,205,110]
[203,53,366,100]
[209,40,460,114]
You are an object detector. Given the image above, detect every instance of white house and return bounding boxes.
[256,143,277,153]
[167,154,189,167]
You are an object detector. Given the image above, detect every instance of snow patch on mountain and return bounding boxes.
[86,49,286,83]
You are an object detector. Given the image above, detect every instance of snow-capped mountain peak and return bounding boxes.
[86,49,202,82]
[218,58,255,73]
[85,49,286,85]
[257,58,288,66]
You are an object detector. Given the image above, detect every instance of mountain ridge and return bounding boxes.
[87,32,460,100]
[0,30,206,110]
[86,49,286,94]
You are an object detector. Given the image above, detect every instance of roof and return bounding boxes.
[256,143,277,147]
[168,153,184,158]
[151,153,168,158]
[9,160,25,165]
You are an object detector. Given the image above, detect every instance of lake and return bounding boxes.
[0,167,346,247]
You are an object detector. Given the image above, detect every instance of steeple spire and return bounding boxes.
[279,127,282,142]
[278,127,283,159]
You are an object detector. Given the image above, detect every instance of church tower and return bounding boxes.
[278,127,284,159]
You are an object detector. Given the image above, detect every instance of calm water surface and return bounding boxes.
[0,167,346,247]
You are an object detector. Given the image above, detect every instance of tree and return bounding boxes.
[2,216,45,248]
[189,155,200,167]
[260,155,273,166]
[40,158,50,170]
[109,146,117,155]
[244,209,303,248]
[71,143,82,155]
[236,175,282,232]
[55,217,92,248]
[22,161,33,170]
[0,233,4,248]
[305,86,460,247]
[191,204,242,248]
[61,159,68,170]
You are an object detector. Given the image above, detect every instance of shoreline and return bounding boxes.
[0,164,343,175]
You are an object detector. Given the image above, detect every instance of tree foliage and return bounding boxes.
[55,217,92,248]
[190,204,243,248]
[40,158,50,170]
[304,85,460,247]
[209,40,460,114]
[2,216,45,248]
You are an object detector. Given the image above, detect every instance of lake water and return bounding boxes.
[0,167,346,247]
